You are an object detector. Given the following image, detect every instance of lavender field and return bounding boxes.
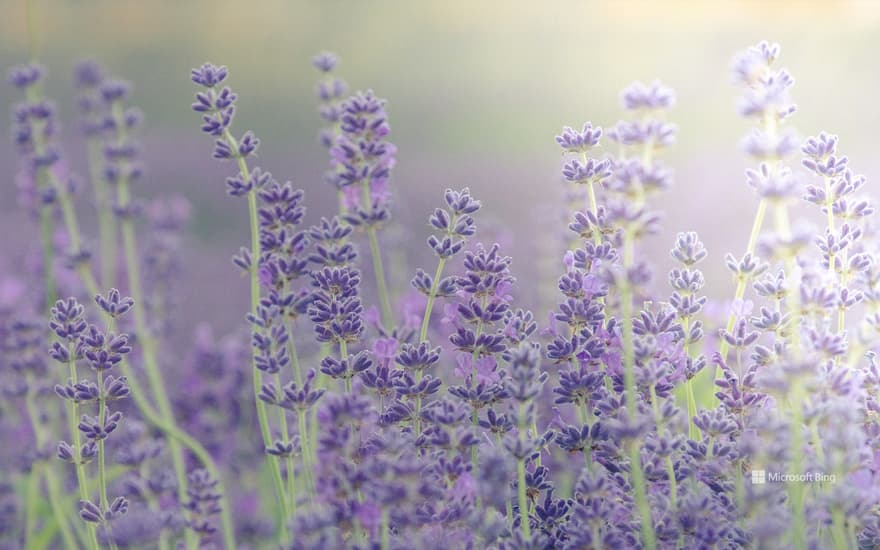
[2,2,880,549]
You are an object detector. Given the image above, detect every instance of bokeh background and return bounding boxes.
[2,0,880,340]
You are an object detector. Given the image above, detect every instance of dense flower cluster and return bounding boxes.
[1,41,879,550]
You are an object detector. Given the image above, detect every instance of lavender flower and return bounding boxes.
[3,39,879,550]
[51,293,133,543]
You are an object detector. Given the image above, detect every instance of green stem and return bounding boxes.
[580,152,601,246]
[66,348,100,549]
[213,122,288,545]
[24,461,39,548]
[621,236,636,419]
[789,384,806,550]
[649,386,677,511]
[621,230,656,550]
[297,411,315,497]
[285,315,303,387]
[87,139,117,289]
[495,432,514,524]
[274,372,297,520]
[116,362,236,548]
[368,227,393,329]
[414,256,448,434]
[96,371,120,550]
[361,182,394,329]
[628,442,656,550]
[108,100,203,550]
[380,508,390,550]
[516,402,531,540]
[418,257,447,345]
[142,461,171,550]
[39,206,56,308]
[51,171,238,549]
[23,380,80,550]
[340,340,352,393]
[838,245,848,333]
[28,110,88,547]
[284,315,314,500]
[246,215,291,540]
[468,296,488,503]
[681,315,699,440]
[685,378,698,435]
[829,508,847,549]
[118,189,195,549]
[576,403,593,470]
[717,198,767,365]
[44,465,86,549]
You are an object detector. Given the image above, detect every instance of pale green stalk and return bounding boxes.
[337,339,367,543]
[283,308,304,386]
[116,359,236,547]
[621,230,656,550]
[817,173,848,546]
[716,198,768,366]
[495,432,514,524]
[219,121,290,543]
[142,461,171,550]
[576,402,593,470]
[49,175,238,550]
[680,314,699,440]
[468,295,488,503]
[273,370,297,517]
[649,386,677,510]
[788,382,807,550]
[380,508,390,550]
[717,111,779,383]
[772,201,808,550]
[45,466,85,549]
[361,182,394,328]
[23,88,87,549]
[24,460,39,548]
[282,311,316,497]
[340,340,351,393]
[579,151,601,246]
[516,402,531,540]
[414,256,448,434]
[297,410,316,496]
[64,342,100,550]
[418,257,448,345]
[95,369,119,550]
[39,96,239,549]
[23,377,81,550]
[111,107,197,550]
[86,140,117,289]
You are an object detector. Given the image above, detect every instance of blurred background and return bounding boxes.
[2,0,880,338]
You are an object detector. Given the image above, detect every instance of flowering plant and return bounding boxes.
[1,40,878,550]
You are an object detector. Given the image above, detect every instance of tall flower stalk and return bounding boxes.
[51,293,134,550]
[606,80,678,549]
[411,188,481,433]
[331,91,397,329]
[4,39,880,550]
[718,41,796,371]
[73,60,119,291]
[10,61,235,550]
[191,63,290,543]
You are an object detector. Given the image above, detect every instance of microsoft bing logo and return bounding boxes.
[751,470,766,484]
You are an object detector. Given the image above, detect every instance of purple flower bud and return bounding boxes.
[311,52,338,73]
[79,499,103,523]
[556,122,603,153]
[7,63,45,89]
[621,80,676,111]
[94,288,134,318]
[191,63,229,88]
